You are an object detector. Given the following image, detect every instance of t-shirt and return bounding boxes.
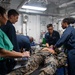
[0,29,13,60]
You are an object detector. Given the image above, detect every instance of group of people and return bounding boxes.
[0,6,75,75]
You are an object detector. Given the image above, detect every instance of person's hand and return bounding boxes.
[22,51,30,57]
[42,48,49,51]
[48,49,55,54]
[42,47,55,54]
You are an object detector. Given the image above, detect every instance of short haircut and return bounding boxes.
[8,9,19,18]
[47,24,53,28]
[63,17,75,25]
[0,6,6,17]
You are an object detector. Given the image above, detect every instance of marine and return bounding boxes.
[7,48,67,75]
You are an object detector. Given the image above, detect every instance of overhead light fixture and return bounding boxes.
[21,5,47,11]
[71,15,75,18]
[19,9,43,13]
[59,0,75,8]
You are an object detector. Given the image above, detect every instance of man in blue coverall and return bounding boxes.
[17,35,31,52]
[53,17,75,75]
[45,24,60,47]
[0,9,19,52]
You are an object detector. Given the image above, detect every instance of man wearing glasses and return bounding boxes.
[45,24,60,47]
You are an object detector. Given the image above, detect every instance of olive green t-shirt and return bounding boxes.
[0,29,13,60]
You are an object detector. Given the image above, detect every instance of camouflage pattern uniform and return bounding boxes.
[7,48,67,75]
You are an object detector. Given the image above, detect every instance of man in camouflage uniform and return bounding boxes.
[7,48,67,75]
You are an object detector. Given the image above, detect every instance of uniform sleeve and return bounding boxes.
[56,32,60,42]
[55,28,71,48]
[45,34,49,43]
[7,25,19,52]
[0,36,5,49]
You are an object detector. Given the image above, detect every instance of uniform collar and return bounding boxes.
[7,20,12,24]
[48,30,54,35]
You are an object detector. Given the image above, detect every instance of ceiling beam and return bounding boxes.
[17,0,30,9]
[59,0,75,8]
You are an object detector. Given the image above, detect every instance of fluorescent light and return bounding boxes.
[21,5,47,11]
[71,16,75,18]
[59,0,75,8]
[19,9,43,13]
